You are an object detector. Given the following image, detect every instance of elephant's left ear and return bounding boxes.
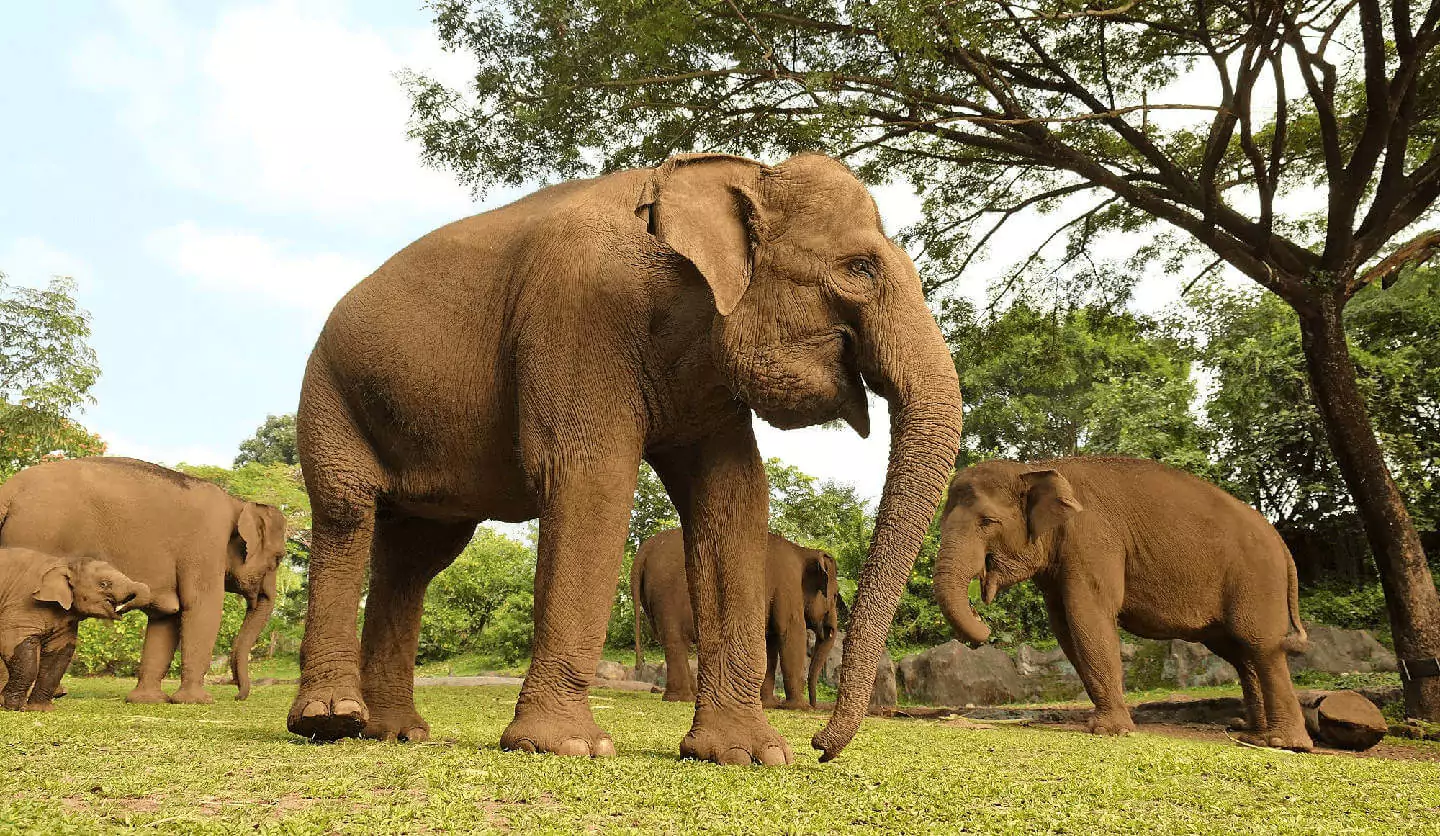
[238,503,287,565]
[1021,470,1083,543]
[33,564,74,610]
[637,154,766,316]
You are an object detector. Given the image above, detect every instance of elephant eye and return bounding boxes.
[847,258,877,280]
[979,517,1000,529]
[99,579,111,589]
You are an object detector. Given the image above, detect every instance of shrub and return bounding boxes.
[417,528,535,662]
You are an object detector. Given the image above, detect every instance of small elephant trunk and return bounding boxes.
[812,296,963,762]
[808,626,837,707]
[934,556,991,646]
[231,591,275,701]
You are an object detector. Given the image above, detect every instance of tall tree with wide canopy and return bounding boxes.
[405,0,1440,716]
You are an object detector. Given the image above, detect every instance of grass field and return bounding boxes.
[3,679,1439,834]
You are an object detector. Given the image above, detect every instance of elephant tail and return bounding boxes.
[631,550,646,673]
[1281,549,1309,654]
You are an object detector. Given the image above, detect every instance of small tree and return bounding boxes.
[408,0,1440,717]
[235,413,298,467]
[0,274,103,479]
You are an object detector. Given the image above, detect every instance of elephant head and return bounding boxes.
[34,557,152,620]
[638,153,964,760]
[225,501,287,700]
[802,549,847,707]
[933,461,1083,645]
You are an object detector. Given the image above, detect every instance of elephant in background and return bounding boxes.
[0,547,155,711]
[0,458,287,703]
[934,457,1312,750]
[287,152,961,764]
[632,528,846,708]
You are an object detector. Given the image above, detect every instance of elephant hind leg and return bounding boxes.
[360,512,476,742]
[1248,643,1312,750]
[1204,635,1265,735]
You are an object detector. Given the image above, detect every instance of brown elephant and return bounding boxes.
[287,152,962,764]
[0,458,287,703]
[934,457,1313,750]
[632,528,846,709]
[0,547,154,711]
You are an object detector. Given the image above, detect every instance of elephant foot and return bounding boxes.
[362,708,431,743]
[661,691,695,702]
[680,706,794,766]
[287,683,368,741]
[775,698,811,711]
[1237,729,1313,752]
[500,702,616,757]
[23,700,55,712]
[1086,710,1135,737]
[126,687,170,704]
[169,685,215,705]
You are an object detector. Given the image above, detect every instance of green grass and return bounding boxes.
[3,679,1439,834]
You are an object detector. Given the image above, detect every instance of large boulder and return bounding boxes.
[595,660,630,681]
[818,631,898,711]
[1163,640,1239,688]
[1290,624,1397,674]
[896,641,1027,707]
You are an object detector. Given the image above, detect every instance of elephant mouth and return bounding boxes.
[745,331,871,436]
[113,590,141,615]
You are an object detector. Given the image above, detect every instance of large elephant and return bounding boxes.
[0,547,154,710]
[0,458,287,703]
[632,528,846,708]
[934,457,1312,750]
[287,152,962,764]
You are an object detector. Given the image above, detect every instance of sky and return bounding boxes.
[1,0,1193,508]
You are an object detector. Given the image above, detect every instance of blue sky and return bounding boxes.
[3,0,946,500]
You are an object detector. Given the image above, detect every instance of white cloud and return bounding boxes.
[146,221,368,314]
[71,0,476,225]
[0,238,96,293]
[97,430,232,468]
[755,403,892,503]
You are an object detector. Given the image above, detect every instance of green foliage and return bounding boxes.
[942,297,1207,473]
[627,462,678,554]
[1299,583,1393,636]
[418,528,536,662]
[233,413,298,467]
[0,274,104,479]
[72,612,157,677]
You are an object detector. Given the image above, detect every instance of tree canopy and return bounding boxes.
[234,413,299,468]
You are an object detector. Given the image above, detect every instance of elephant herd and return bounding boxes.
[0,152,1315,762]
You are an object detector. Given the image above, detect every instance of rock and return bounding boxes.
[1289,624,1397,674]
[1162,640,1239,688]
[896,641,1026,707]
[816,631,897,712]
[632,662,666,686]
[1015,645,1074,677]
[1297,690,1389,751]
[595,660,630,681]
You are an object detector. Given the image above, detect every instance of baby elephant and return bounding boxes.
[633,529,846,708]
[0,547,153,711]
[935,457,1312,750]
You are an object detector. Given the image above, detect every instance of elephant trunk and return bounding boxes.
[808,624,837,707]
[812,296,963,762]
[231,586,276,701]
[934,551,991,646]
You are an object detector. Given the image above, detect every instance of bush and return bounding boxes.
[479,590,534,663]
[417,528,535,662]
[1300,581,1391,636]
[73,611,157,677]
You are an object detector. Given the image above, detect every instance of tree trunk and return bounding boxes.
[1296,290,1440,720]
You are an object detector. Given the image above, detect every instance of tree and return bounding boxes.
[235,413,298,468]
[419,527,536,661]
[942,297,1206,472]
[407,0,1440,717]
[0,274,104,479]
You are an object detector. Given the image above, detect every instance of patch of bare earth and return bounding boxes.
[1022,721,1440,762]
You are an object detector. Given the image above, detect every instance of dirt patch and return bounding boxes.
[1015,720,1440,762]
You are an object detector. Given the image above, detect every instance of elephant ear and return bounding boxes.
[237,503,287,565]
[1021,470,1083,543]
[33,564,74,610]
[637,153,766,316]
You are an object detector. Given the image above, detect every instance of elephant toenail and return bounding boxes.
[593,738,616,758]
[717,747,753,766]
[301,701,328,718]
[758,746,788,766]
[556,738,592,757]
[512,739,538,754]
[334,699,363,718]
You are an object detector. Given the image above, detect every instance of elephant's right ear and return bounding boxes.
[1021,470,1082,543]
[637,154,766,316]
[238,503,286,565]
[33,564,74,610]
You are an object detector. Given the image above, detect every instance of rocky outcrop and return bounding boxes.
[896,641,1027,707]
[1289,624,1397,674]
[595,660,630,681]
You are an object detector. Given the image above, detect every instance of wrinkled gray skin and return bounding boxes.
[0,548,155,711]
[0,458,286,703]
[632,528,846,708]
[934,457,1312,750]
[287,153,962,764]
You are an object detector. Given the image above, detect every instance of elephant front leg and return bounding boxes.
[760,633,779,709]
[172,586,224,704]
[499,457,638,758]
[2,637,40,711]
[659,634,696,702]
[774,612,811,710]
[654,428,794,766]
[1055,587,1133,736]
[129,615,179,703]
[26,634,77,712]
